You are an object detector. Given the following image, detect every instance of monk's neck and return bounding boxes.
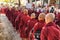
[46,22,53,24]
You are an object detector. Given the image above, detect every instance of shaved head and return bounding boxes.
[23,9,28,14]
[31,13,36,18]
[38,13,45,21]
[45,13,55,23]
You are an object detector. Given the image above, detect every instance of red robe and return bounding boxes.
[55,12,60,26]
[40,22,60,40]
[6,8,16,27]
[36,12,41,19]
[18,14,31,38]
[12,10,20,27]
[28,9,36,16]
[9,9,16,27]
[6,9,13,21]
[29,20,45,40]
[28,9,33,16]
[15,12,23,30]
[26,18,37,37]
[33,20,45,33]
[1,7,6,14]
[14,10,20,19]
[5,8,8,14]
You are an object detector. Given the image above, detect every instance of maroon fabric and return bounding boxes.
[10,9,16,27]
[29,20,45,40]
[5,8,9,14]
[6,8,16,27]
[28,9,33,16]
[18,14,31,38]
[57,12,60,20]
[12,10,20,27]
[6,9,13,21]
[26,18,37,37]
[33,20,45,33]
[14,10,20,18]
[1,7,6,13]
[40,22,60,40]
[15,12,23,30]
[56,13,60,26]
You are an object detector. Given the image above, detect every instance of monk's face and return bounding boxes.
[23,9,28,15]
[38,16,44,21]
[31,14,36,19]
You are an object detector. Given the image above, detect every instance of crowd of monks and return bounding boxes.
[0,4,60,40]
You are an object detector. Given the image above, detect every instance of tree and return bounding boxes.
[18,0,20,7]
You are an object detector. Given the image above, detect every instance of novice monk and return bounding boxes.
[15,8,24,30]
[26,13,37,39]
[40,13,60,40]
[29,13,45,40]
[6,7,12,21]
[18,9,31,40]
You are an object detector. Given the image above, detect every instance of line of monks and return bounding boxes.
[0,6,60,40]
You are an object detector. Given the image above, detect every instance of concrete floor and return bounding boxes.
[0,14,22,40]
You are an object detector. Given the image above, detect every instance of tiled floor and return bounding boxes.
[0,14,22,40]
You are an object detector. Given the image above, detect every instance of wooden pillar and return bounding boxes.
[28,0,32,3]
[18,0,20,6]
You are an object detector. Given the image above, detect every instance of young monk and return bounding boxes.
[9,7,16,27]
[25,13,37,39]
[6,6,13,21]
[29,13,45,40]
[15,8,24,30]
[40,13,60,40]
[18,9,31,40]
[12,7,20,28]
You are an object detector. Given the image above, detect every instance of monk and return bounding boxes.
[14,8,20,18]
[9,7,16,27]
[12,7,20,27]
[15,7,26,30]
[6,6,16,27]
[1,6,6,14]
[18,9,31,40]
[26,13,37,39]
[6,7,13,21]
[29,13,45,40]
[40,13,60,40]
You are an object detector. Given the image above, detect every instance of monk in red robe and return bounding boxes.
[1,6,6,14]
[15,8,27,30]
[25,13,37,39]
[29,13,45,40]
[40,13,60,40]
[15,11,23,30]
[12,7,20,27]
[6,7,16,27]
[18,9,31,40]
[6,7,13,21]
[13,7,20,19]
[9,7,16,27]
